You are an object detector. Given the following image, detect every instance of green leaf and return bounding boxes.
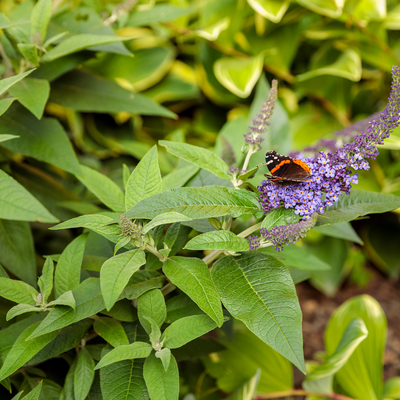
[8,78,50,119]
[125,145,162,210]
[27,278,105,340]
[0,133,17,142]
[6,304,41,321]
[94,317,129,348]
[0,99,16,116]
[100,299,137,322]
[313,222,363,244]
[23,381,43,400]
[162,165,199,191]
[247,0,289,22]
[101,249,146,311]
[49,70,176,119]
[317,190,400,226]
[127,4,193,26]
[74,348,95,400]
[261,208,299,230]
[0,322,59,381]
[296,0,344,18]
[122,164,130,190]
[38,257,54,303]
[0,69,34,96]
[160,141,230,180]
[163,257,223,326]
[0,104,81,175]
[124,271,166,300]
[144,316,162,345]
[214,55,264,98]
[0,170,58,223]
[50,214,122,244]
[303,318,368,395]
[0,220,36,286]
[95,342,152,370]
[77,165,125,213]
[383,377,400,399]
[0,277,38,305]
[325,295,387,400]
[144,352,179,400]
[164,223,181,250]
[124,186,261,220]
[184,230,250,252]
[155,348,171,372]
[46,290,76,309]
[100,349,148,400]
[142,212,192,235]
[211,252,305,372]
[41,34,131,62]
[54,233,88,297]
[226,369,261,400]
[30,0,51,41]
[17,44,39,66]
[162,314,217,349]
[114,236,131,255]
[138,289,166,334]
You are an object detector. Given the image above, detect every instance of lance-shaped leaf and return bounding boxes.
[155,348,171,372]
[184,230,250,252]
[142,212,192,235]
[55,233,88,297]
[162,165,199,191]
[211,252,305,373]
[160,141,230,180]
[38,257,54,303]
[0,98,16,116]
[0,170,58,223]
[163,257,223,326]
[144,352,179,400]
[94,317,129,348]
[213,55,264,98]
[124,271,165,300]
[22,380,43,400]
[0,134,17,143]
[247,0,289,23]
[27,278,105,340]
[303,318,368,394]
[6,304,42,321]
[74,347,95,400]
[31,0,51,40]
[0,277,38,305]
[77,165,125,213]
[95,342,153,369]
[162,314,218,349]
[0,322,59,381]
[125,145,162,210]
[101,249,146,311]
[0,69,34,96]
[261,208,299,230]
[124,186,261,220]
[138,289,166,334]
[46,290,76,309]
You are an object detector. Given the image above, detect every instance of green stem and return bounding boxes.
[145,243,167,262]
[237,222,262,237]
[255,389,356,400]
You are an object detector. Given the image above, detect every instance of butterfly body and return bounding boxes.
[265,150,312,185]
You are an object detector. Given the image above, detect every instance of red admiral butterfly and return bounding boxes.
[265,150,312,185]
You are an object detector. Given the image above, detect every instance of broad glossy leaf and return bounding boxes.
[138,289,166,334]
[127,4,193,26]
[0,277,38,305]
[95,342,152,370]
[162,315,217,349]
[0,322,59,381]
[124,186,261,220]
[0,220,36,286]
[101,249,146,311]
[8,78,50,119]
[303,318,368,394]
[41,34,130,62]
[247,0,289,22]
[27,278,105,340]
[313,222,363,244]
[163,256,223,326]
[226,369,261,400]
[125,145,162,210]
[316,190,400,226]
[94,317,129,348]
[0,98,16,116]
[184,230,250,252]
[0,69,34,96]
[30,0,51,41]
[160,141,230,179]
[50,70,176,118]
[0,104,81,175]
[211,252,305,372]
[38,257,54,303]
[77,165,125,213]
[6,304,41,321]
[143,352,179,400]
[325,295,387,400]
[124,271,166,300]
[55,233,88,297]
[142,212,191,235]
[162,165,199,191]
[74,347,95,400]
[0,170,58,223]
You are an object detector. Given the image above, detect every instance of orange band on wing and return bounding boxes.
[270,160,290,174]
[293,159,311,173]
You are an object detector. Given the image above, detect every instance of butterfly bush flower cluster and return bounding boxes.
[249,65,400,250]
